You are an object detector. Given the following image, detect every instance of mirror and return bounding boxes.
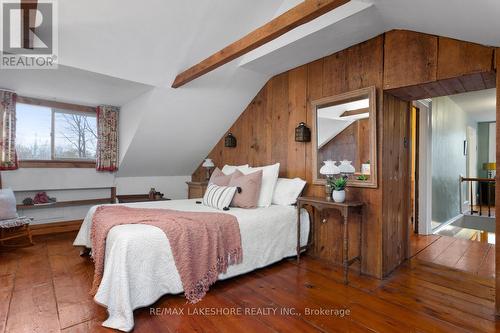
[311,86,377,188]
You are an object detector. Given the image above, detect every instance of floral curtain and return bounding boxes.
[96,105,119,172]
[0,91,18,170]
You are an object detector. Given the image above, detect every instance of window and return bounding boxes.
[16,97,97,165]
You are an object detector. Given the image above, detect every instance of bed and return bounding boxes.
[73,199,310,332]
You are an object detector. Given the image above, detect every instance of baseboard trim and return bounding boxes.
[30,220,83,236]
[432,214,463,234]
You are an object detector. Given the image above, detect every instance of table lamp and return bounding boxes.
[202,158,215,181]
[483,162,496,178]
[320,160,340,199]
[339,160,356,179]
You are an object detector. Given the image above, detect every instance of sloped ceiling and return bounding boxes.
[2,0,500,177]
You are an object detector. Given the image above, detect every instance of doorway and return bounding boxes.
[409,89,496,278]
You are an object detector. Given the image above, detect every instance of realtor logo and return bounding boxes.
[1,0,58,69]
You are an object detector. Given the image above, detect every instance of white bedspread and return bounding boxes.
[73,199,309,332]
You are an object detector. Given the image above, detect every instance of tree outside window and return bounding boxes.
[16,103,97,161]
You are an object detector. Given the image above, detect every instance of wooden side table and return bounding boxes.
[297,196,363,284]
[186,181,208,199]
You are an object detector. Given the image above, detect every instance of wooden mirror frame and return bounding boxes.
[311,86,378,188]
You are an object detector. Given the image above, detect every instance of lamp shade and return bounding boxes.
[202,158,215,168]
[338,160,355,174]
[319,160,340,176]
[483,162,496,171]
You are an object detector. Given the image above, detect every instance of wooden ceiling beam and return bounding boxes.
[171,0,350,88]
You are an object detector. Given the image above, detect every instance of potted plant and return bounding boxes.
[357,174,369,181]
[328,177,347,203]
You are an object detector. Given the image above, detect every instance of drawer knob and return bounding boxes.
[322,218,328,224]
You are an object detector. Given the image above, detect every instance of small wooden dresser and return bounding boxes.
[186,181,208,199]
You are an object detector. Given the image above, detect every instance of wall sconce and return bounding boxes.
[295,122,311,142]
[225,133,237,148]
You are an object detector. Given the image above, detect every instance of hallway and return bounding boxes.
[411,234,494,278]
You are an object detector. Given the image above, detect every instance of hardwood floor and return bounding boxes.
[1,232,499,332]
[411,233,495,278]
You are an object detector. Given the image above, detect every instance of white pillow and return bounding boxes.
[240,163,280,207]
[202,184,238,210]
[272,178,307,206]
[221,164,249,175]
[0,188,18,220]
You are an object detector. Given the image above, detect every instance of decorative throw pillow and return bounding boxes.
[228,169,263,208]
[208,167,232,186]
[239,163,280,207]
[221,164,249,175]
[202,184,238,210]
[272,178,307,206]
[0,188,18,220]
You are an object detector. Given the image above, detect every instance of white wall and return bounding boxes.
[488,122,496,163]
[115,176,189,199]
[2,168,115,191]
[431,96,468,225]
[1,169,189,224]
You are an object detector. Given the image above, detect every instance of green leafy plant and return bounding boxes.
[327,177,347,191]
[357,174,369,181]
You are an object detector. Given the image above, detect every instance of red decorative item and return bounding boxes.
[33,192,50,204]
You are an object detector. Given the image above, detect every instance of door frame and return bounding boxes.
[392,69,498,313]
[413,100,433,235]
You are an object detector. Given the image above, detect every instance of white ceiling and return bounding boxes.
[2,0,500,177]
[0,64,152,106]
[449,89,496,123]
[240,0,500,75]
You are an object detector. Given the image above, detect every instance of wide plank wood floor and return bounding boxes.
[411,234,495,278]
[1,232,499,332]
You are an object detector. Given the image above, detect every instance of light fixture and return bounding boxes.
[483,162,496,178]
[338,160,355,178]
[295,122,311,142]
[320,160,340,199]
[225,133,237,148]
[202,158,215,181]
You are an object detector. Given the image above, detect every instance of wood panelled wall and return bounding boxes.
[192,30,497,279]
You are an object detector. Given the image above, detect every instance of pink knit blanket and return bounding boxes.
[89,205,242,303]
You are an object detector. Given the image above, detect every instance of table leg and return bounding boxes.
[343,212,349,284]
[358,209,362,276]
[297,204,301,263]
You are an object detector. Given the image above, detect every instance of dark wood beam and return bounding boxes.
[171,0,350,88]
